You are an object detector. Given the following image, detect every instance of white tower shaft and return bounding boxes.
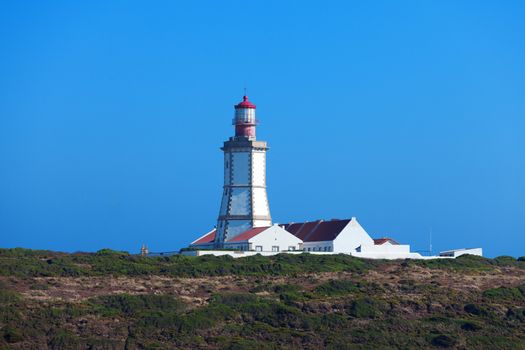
[215,96,272,244]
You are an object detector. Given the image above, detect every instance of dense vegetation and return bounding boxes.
[0,248,374,278]
[0,249,524,349]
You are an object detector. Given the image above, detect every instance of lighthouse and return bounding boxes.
[214,95,272,245]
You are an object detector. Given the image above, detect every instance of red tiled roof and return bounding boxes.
[192,229,216,244]
[373,238,399,245]
[227,226,269,242]
[283,219,352,242]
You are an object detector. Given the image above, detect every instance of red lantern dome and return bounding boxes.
[235,95,256,109]
[233,95,258,139]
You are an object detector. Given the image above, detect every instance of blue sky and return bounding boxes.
[0,1,524,257]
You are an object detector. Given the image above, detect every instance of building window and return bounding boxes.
[307,248,311,252]
[255,246,262,252]
[324,246,327,251]
[272,246,279,252]
[288,246,295,251]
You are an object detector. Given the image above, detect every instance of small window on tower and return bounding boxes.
[226,161,229,168]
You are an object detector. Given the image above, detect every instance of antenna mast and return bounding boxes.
[429,227,433,255]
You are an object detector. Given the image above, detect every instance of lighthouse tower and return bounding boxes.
[215,96,272,245]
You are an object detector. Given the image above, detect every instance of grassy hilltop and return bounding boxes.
[0,249,525,349]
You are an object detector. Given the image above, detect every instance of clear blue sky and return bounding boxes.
[1,1,524,257]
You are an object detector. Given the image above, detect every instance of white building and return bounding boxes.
[191,224,302,252]
[439,248,483,258]
[282,218,373,253]
[189,217,483,260]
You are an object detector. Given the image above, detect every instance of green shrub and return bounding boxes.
[460,320,482,331]
[493,256,519,266]
[93,294,187,317]
[483,285,524,302]
[211,292,258,307]
[464,303,487,316]
[467,335,525,349]
[224,339,273,350]
[416,254,494,271]
[47,330,120,350]
[346,298,379,318]
[314,279,360,297]
[49,330,80,350]
[506,308,525,322]
[95,248,130,256]
[0,289,20,305]
[273,284,301,294]
[317,313,348,331]
[2,327,23,343]
[179,304,236,333]
[237,298,303,328]
[431,334,457,348]
[134,299,236,335]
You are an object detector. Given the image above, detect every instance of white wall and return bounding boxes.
[249,225,302,252]
[333,218,374,253]
[360,244,411,254]
[253,219,272,227]
[439,248,483,257]
[351,251,435,260]
[251,151,266,187]
[252,187,270,217]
